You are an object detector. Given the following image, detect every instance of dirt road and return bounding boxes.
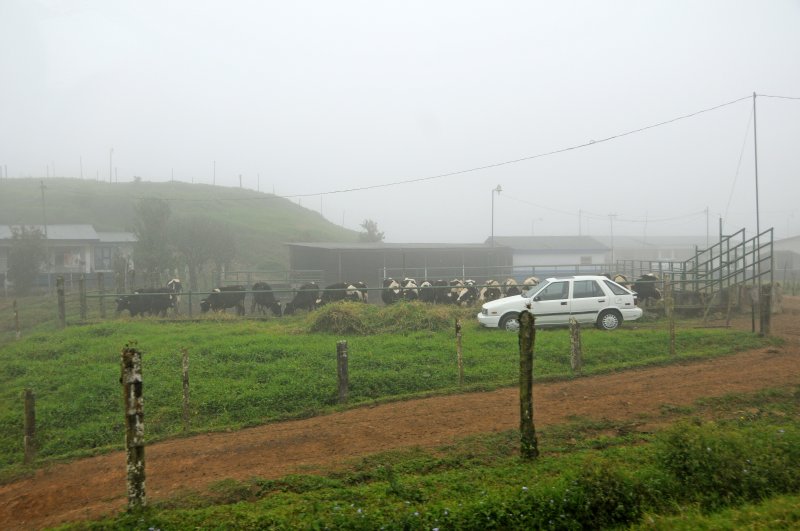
[2,302,799,530]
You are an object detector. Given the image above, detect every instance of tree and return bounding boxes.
[358,219,385,242]
[132,197,173,282]
[7,226,48,295]
[169,216,236,291]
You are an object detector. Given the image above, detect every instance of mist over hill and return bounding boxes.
[0,178,357,271]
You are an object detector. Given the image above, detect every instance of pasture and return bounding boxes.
[0,301,770,477]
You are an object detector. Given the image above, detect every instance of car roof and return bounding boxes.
[543,275,612,281]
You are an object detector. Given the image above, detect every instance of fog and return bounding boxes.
[2,1,799,243]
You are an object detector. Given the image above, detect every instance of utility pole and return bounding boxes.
[80,156,83,179]
[213,160,216,185]
[609,213,617,267]
[705,206,709,248]
[109,148,113,183]
[257,173,260,192]
[239,174,242,188]
[40,181,48,238]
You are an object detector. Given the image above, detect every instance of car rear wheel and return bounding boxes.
[596,310,622,330]
[499,313,520,331]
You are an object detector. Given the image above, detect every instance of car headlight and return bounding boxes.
[481,308,488,316]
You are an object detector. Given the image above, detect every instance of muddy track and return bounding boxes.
[2,304,800,530]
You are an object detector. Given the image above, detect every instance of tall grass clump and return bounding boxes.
[656,421,800,509]
[308,301,466,335]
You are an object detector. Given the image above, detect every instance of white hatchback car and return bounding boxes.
[477,275,643,331]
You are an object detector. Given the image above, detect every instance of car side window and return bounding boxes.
[603,280,630,295]
[537,281,568,301]
[574,280,604,298]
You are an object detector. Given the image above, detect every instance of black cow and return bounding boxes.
[283,282,320,315]
[349,281,369,303]
[319,282,352,305]
[502,278,521,297]
[419,280,436,303]
[167,278,182,314]
[251,282,282,316]
[382,278,401,305]
[200,285,246,316]
[632,273,662,305]
[433,279,451,304]
[116,288,174,317]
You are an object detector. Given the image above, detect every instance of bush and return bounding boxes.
[308,301,468,335]
[656,421,800,509]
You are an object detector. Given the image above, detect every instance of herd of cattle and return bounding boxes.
[114,273,663,317]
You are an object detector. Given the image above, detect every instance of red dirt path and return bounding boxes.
[2,300,800,530]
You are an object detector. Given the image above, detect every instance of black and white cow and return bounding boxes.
[349,281,369,303]
[521,276,540,291]
[283,282,320,315]
[447,279,465,305]
[479,279,502,303]
[401,278,419,301]
[200,285,247,316]
[382,278,401,305]
[632,273,662,305]
[502,278,521,297]
[456,279,479,306]
[167,278,182,314]
[251,282,282,316]
[116,288,174,317]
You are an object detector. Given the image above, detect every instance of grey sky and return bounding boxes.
[2,1,799,243]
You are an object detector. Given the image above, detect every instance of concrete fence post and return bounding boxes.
[13,299,21,340]
[121,345,146,510]
[518,310,539,459]
[336,340,349,404]
[23,389,36,464]
[79,275,87,320]
[56,276,66,328]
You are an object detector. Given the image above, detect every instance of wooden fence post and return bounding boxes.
[98,272,106,318]
[121,345,146,510]
[569,317,582,374]
[56,276,66,328]
[518,310,539,459]
[23,389,36,464]
[337,340,349,404]
[455,319,464,386]
[79,275,87,320]
[181,348,190,432]
[13,299,21,340]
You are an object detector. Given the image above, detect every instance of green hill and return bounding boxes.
[0,178,357,271]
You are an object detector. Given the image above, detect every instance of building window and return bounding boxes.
[95,246,113,271]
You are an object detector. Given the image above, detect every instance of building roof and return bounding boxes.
[0,224,99,240]
[286,242,504,251]
[97,231,137,243]
[593,235,709,250]
[487,236,608,252]
[775,234,800,254]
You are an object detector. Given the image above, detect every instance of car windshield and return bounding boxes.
[523,280,550,298]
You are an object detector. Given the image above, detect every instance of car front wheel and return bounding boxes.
[596,310,622,330]
[499,313,520,331]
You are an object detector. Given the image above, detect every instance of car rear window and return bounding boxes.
[604,280,630,295]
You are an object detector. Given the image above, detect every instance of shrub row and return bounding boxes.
[87,420,800,530]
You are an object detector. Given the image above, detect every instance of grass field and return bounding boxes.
[60,387,800,530]
[0,301,770,477]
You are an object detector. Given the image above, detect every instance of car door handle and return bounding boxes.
[598,299,605,303]
[561,301,567,305]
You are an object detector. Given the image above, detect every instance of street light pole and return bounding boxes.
[491,184,502,247]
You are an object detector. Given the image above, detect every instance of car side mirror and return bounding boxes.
[533,296,541,302]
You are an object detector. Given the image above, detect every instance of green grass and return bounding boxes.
[57,387,800,530]
[0,177,356,270]
[0,302,770,478]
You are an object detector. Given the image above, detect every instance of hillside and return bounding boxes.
[0,178,357,270]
